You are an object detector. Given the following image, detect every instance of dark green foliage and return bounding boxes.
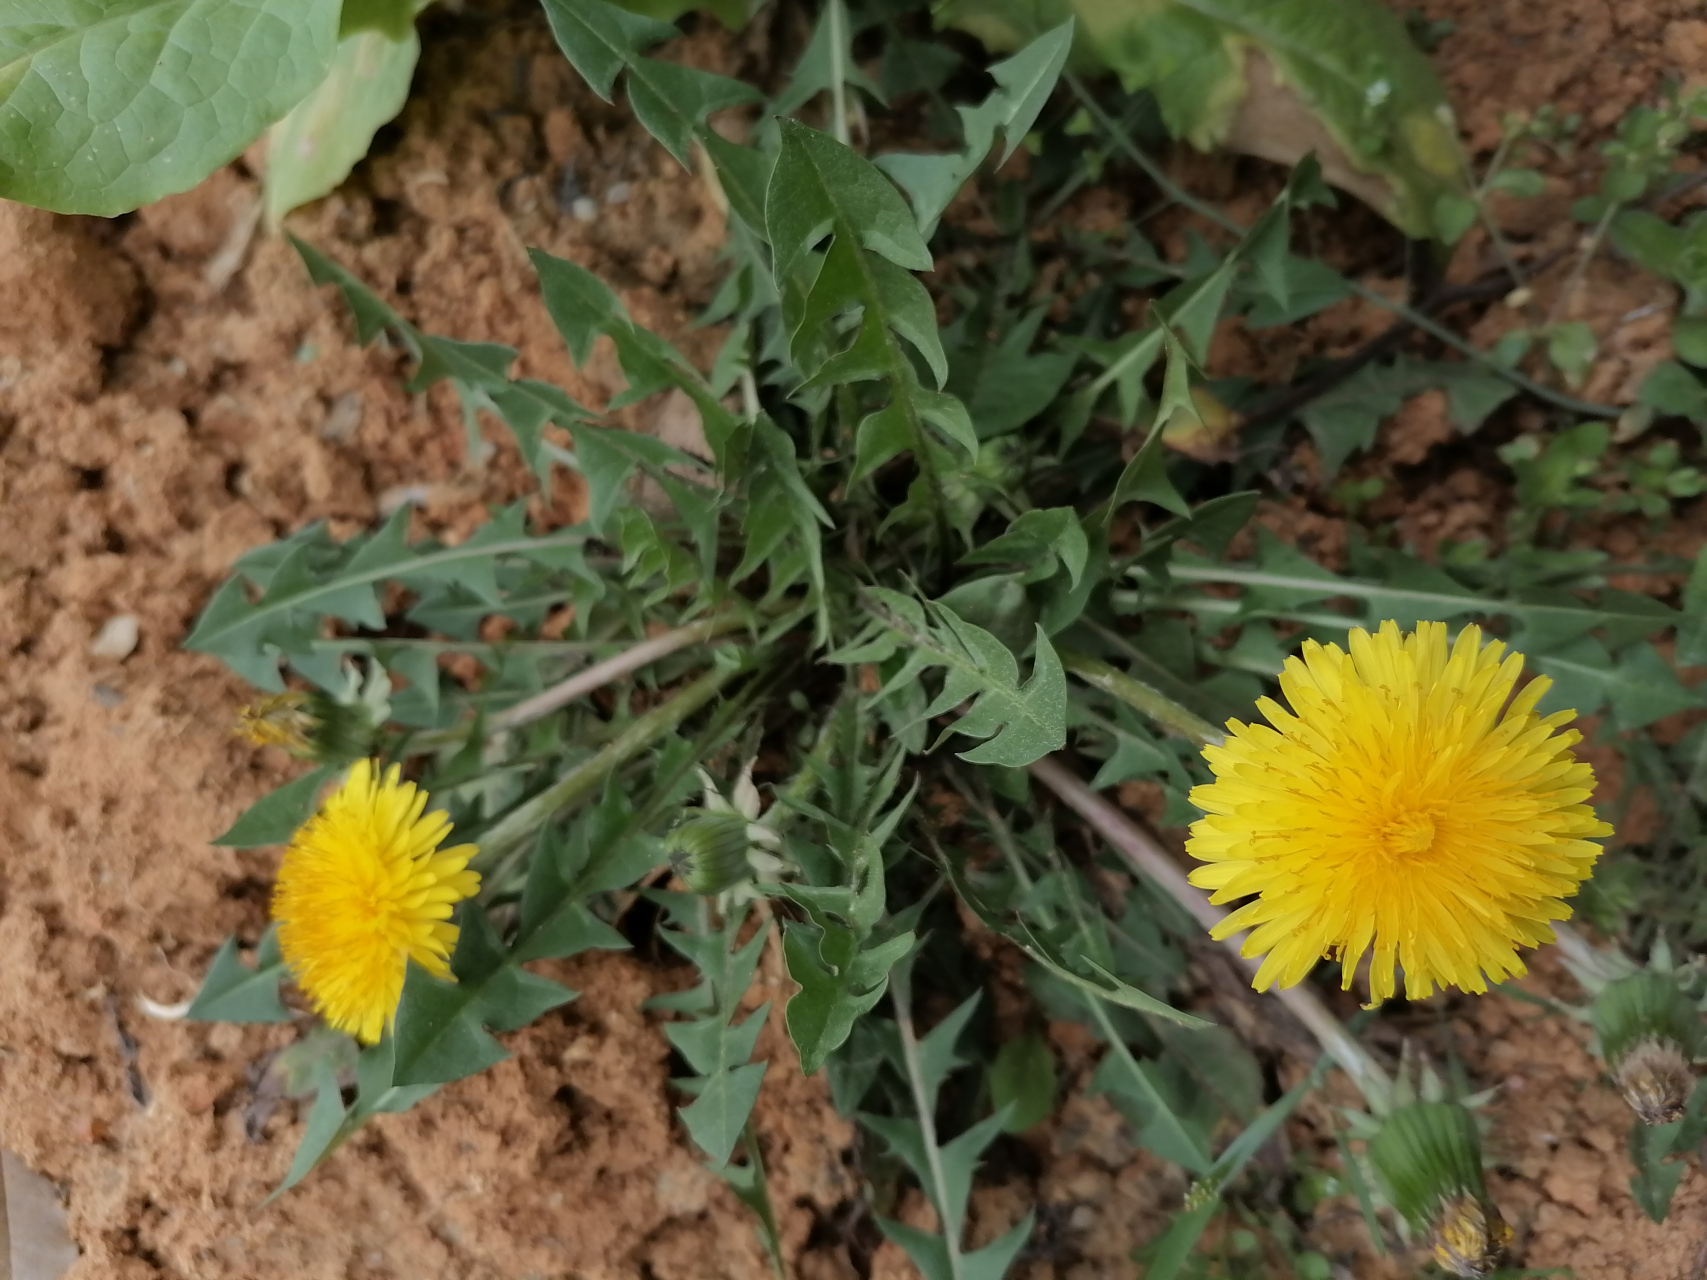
[176,5,1707,1267]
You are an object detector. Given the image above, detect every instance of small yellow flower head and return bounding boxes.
[237,692,316,754]
[1429,1192,1513,1278]
[1187,620,1611,1004]
[272,760,480,1043]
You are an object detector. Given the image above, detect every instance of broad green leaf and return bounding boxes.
[390,961,510,1087]
[1641,361,1707,422]
[212,767,335,847]
[0,0,341,215]
[263,26,420,224]
[340,0,416,39]
[390,909,574,1086]
[185,926,293,1023]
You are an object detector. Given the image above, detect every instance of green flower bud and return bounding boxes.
[1592,971,1702,1125]
[1369,1102,1510,1278]
[666,812,755,896]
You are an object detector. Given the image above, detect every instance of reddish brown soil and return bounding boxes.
[4,1,1707,1278]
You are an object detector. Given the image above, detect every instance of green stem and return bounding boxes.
[1028,754,1393,1105]
[1065,74,1622,421]
[472,661,747,870]
[828,0,851,147]
[1059,647,1226,746]
[889,969,967,1280]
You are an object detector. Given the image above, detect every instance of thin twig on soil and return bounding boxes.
[1028,754,1394,1103]
[489,615,744,734]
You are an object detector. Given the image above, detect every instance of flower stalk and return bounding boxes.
[1027,753,1392,1102]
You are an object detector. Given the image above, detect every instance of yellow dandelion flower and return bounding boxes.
[1186,620,1611,1004]
[272,760,480,1043]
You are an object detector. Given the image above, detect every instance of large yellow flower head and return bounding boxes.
[273,760,480,1043]
[1187,620,1611,1005]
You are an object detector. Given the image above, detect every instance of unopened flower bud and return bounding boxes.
[666,812,755,896]
[236,690,377,765]
[1369,1101,1510,1279]
[1592,972,1702,1125]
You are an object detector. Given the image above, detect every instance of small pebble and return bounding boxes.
[319,391,363,444]
[378,483,435,517]
[605,181,631,205]
[570,196,598,223]
[89,615,139,659]
[92,684,124,708]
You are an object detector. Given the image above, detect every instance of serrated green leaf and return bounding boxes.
[782,925,910,1075]
[186,926,294,1023]
[0,0,342,215]
[948,0,1466,239]
[273,1060,348,1195]
[678,1060,768,1167]
[292,238,589,475]
[862,593,1068,767]
[390,960,510,1087]
[990,1033,1056,1132]
[1143,1055,1333,1280]
[263,26,419,223]
[770,119,931,278]
[1534,639,1700,730]
[540,0,759,169]
[212,767,335,848]
[188,502,586,688]
[877,21,1072,237]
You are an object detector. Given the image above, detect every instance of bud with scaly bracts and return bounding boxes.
[667,812,758,896]
[236,689,380,764]
[1368,1101,1512,1279]
[1592,970,1702,1125]
[666,761,785,900]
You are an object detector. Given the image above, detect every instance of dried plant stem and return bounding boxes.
[474,661,746,869]
[1028,754,1393,1102]
[491,616,743,734]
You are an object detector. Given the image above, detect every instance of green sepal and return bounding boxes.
[1592,971,1703,1069]
[1367,1100,1487,1232]
[666,812,755,896]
